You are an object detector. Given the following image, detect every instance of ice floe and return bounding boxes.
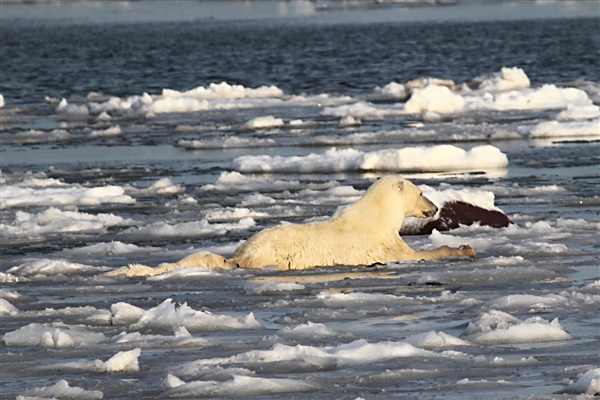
[231,145,508,173]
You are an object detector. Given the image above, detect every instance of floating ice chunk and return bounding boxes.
[110,302,145,325]
[165,373,186,388]
[338,115,360,127]
[557,104,600,120]
[276,322,339,339]
[420,185,499,211]
[404,331,471,349]
[151,96,209,113]
[0,298,19,315]
[247,281,306,295]
[38,329,75,348]
[19,379,103,400]
[128,177,184,197]
[243,115,285,129]
[405,84,465,114]
[7,128,72,144]
[522,118,600,139]
[201,171,303,192]
[166,374,316,398]
[126,217,255,238]
[0,184,135,209]
[0,94,4,108]
[465,84,591,112]
[205,207,268,221]
[8,259,109,277]
[558,368,600,395]
[316,291,412,307]
[3,323,106,347]
[476,67,531,91]
[183,339,433,370]
[462,310,572,344]
[171,82,284,100]
[486,294,567,311]
[112,327,211,348]
[320,101,402,119]
[129,298,261,332]
[103,348,141,372]
[1,208,131,237]
[87,125,122,138]
[374,81,408,99]
[56,98,89,119]
[231,145,508,173]
[60,241,162,257]
[178,136,277,149]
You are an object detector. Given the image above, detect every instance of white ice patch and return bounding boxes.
[78,82,313,118]
[1,184,135,209]
[405,84,465,114]
[87,125,122,138]
[422,184,499,210]
[3,323,106,347]
[374,81,408,99]
[165,374,317,398]
[558,368,600,395]
[56,98,90,119]
[404,331,471,349]
[45,348,142,373]
[426,220,571,257]
[126,177,185,197]
[320,101,403,119]
[231,145,508,173]
[124,217,255,238]
[474,66,531,92]
[178,339,438,376]
[0,298,20,315]
[8,259,109,277]
[275,322,340,340]
[128,298,261,332]
[59,241,162,257]
[243,115,285,129]
[205,207,269,221]
[462,310,572,344]
[247,281,306,295]
[316,291,412,307]
[556,104,600,120]
[19,379,103,400]
[201,171,303,192]
[464,84,592,112]
[112,326,212,348]
[1,208,131,237]
[6,128,72,144]
[177,136,276,149]
[519,118,600,139]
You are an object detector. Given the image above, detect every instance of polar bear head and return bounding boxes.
[352,175,438,229]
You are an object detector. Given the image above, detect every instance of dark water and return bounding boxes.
[1,16,598,106]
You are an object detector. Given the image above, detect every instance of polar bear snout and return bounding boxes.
[414,192,438,218]
[423,205,438,218]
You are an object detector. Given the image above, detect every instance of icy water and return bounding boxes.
[1,1,599,399]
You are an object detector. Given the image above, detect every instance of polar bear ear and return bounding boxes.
[396,181,405,191]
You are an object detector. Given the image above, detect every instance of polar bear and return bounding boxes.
[229,175,475,270]
[106,175,475,277]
